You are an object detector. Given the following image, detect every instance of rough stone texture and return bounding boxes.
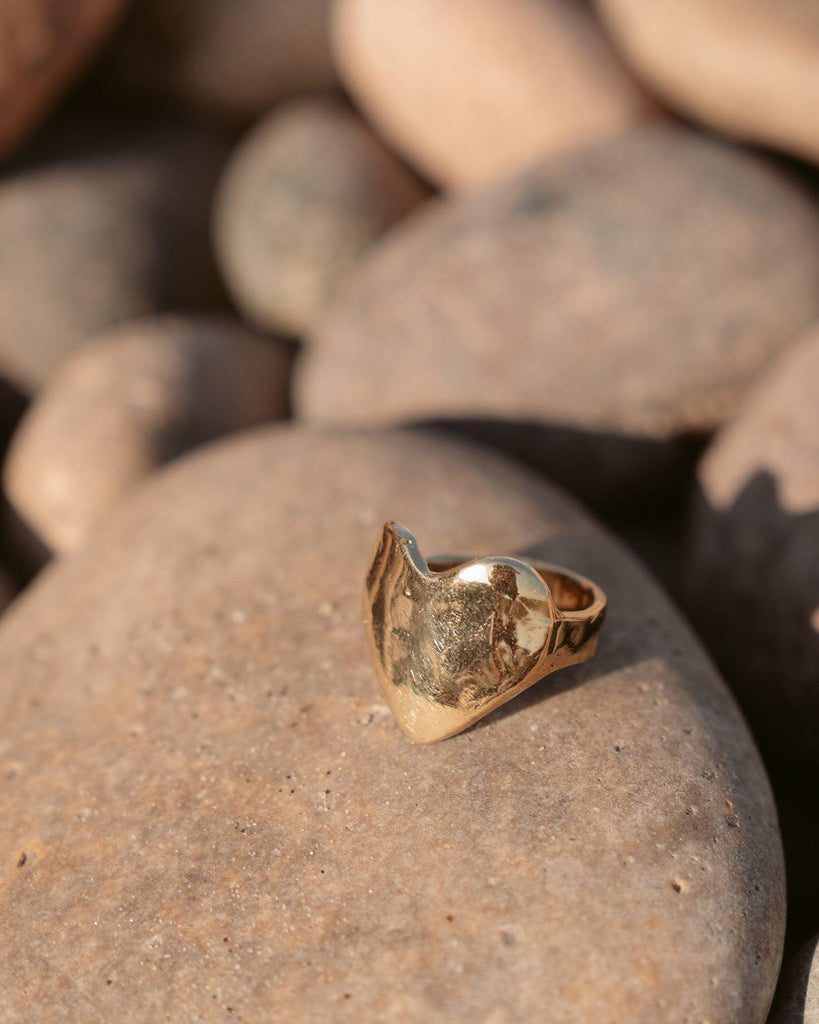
[0,118,227,393]
[299,125,819,510]
[100,0,336,120]
[3,314,292,554]
[684,329,819,772]
[596,0,819,166]
[331,0,654,191]
[0,428,784,1023]
[769,936,819,1024]
[0,0,126,160]
[214,97,427,338]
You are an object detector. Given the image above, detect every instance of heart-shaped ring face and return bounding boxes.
[365,522,557,742]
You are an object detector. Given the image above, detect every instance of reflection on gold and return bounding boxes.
[365,522,607,743]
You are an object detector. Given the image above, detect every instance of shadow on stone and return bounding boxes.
[766,755,819,957]
[0,492,52,589]
[769,929,819,1023]
[683,470,819,771]
[412,417,705,521]
[0,374,27,456]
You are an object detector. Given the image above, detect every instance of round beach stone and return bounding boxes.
[214,97,427,338]
[0,119,227,393]
[299,125,819,509]
[0,0,126,160]
[101,0,336,120]
[0,428,784,1022]
[769,936,819,1024]
[596,0,819,166]
[684,328,819,771]
[331,0,654,191]
[4,314,292,554]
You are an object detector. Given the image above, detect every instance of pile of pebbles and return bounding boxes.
[0,1,817,1021]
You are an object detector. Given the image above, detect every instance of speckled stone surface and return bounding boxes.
[0,429,784,1022]
[298,126,819,510]
[769,936,819,1024]
[3,314,293,554]
[332,0,653,190]
[596,0,819,166]
[685,328,819,771]
[0,0,126,160]
[0,119,227,392]
[214,96,426,338]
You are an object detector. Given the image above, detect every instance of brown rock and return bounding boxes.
[299,125,819,510]
[684,328,819,771]
[214,97,427,338]
[769,936,819,1024]
[0,428,784,1022]
[596,0,819,166]
[101,0,336,120]
[0,0,126,160]
[331,0,654,191]
[4,315,292,554]
[0,119,227,393]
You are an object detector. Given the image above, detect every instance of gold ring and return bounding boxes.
[365,522,607,743]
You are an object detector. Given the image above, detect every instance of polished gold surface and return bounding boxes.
[365,522,607,743]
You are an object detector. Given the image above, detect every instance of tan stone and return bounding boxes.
[4,315,292,554]
[0,428,784,1022]
[101,0,336,119]
[299,125,819,509]
[684,328,819,770]
[0,118,227,393]
[769,936,819,1024]
[0,0,126,160]
[214,97,427,338]
[331,0,654,191]
[596,0,819,166]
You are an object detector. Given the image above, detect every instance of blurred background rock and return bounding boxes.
[3,314,293,553]
[213,95,427,338]
[96,0,337,121]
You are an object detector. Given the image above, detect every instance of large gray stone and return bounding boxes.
[299,126,819,511]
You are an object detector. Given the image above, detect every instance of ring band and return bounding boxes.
[365,522,607,743]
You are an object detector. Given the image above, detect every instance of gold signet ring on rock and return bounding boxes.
[365,522,607,743]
